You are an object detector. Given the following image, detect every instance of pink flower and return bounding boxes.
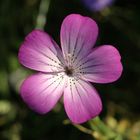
[18,14,123,124]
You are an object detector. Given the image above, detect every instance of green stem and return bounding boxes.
[36,0,50,29]
[89,117,117,139]
[73,124,93,135]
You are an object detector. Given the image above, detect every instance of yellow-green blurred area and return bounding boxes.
[0,0,140,140]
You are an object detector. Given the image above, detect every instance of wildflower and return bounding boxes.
[18,14,122,124]
[81,0,115,12]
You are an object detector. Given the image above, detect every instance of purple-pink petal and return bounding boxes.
[18,30,64,73]
[64,78,102,124]
[20,73,66,114]
[78,45,123,83]
[60,14,98,65]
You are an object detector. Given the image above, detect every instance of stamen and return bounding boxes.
[64,66,73,76]
[65,53,73,67]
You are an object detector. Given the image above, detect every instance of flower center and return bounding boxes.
[64,66,73,76]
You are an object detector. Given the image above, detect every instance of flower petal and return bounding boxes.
[18,30,64,73]
[81,0,115,12]
[60,14,98,65]
[64,78,102,124]
[77,45,123,83]
[20,73,66,114]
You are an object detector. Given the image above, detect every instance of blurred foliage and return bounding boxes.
[0,0,140,139]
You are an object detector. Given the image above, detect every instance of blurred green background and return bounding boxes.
[0,0,140,139]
